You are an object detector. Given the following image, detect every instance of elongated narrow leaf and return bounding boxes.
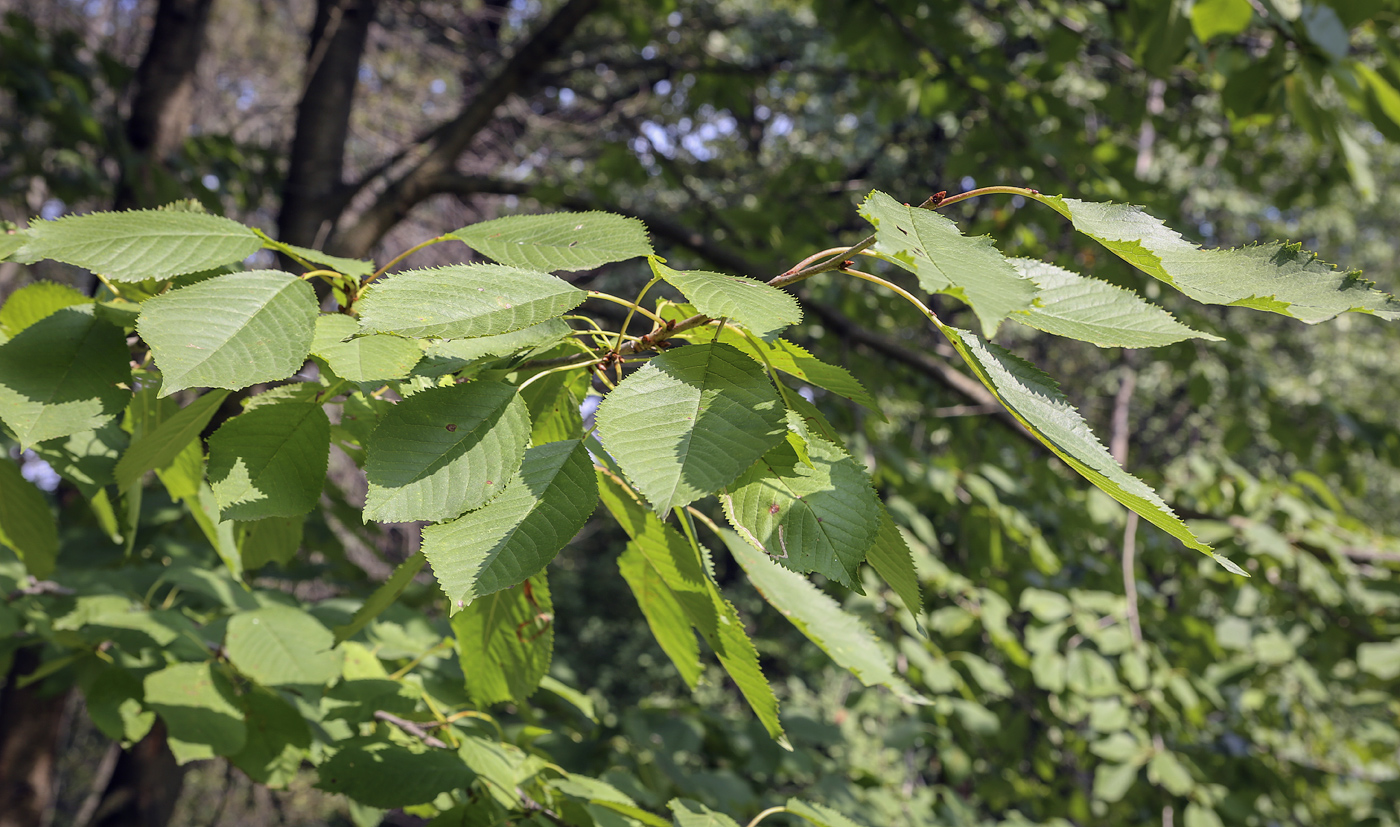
[0,306,132,446]
[452,572,554,705]
[598,473,787,746]
[225,605,342,690]
[596,342,785,513]
[0,456,58,578]
[860,191,1037,336]
[617,541,703,688]
[357,264,584,339]
[311,314,423,382]
[0,281,90,337]
[333,552,427,644]
[651,258,800,339]
[143,662,246,764]
[138,271,318,396]
[720,528,922,703]
[424,440,597,610]
[722,436,881,590]
[1032,195,1400,323]
[682,327,882,415]
[450,211,652,271]
[253,230,373,277]
[944,328,1244,574]
[207,401,330,520]
[17,210,261,281]
[1010,259,1219,347]
[363,381,530,523]
[317,739,474,808]
[114,389,229,490]
[864,507,923,619]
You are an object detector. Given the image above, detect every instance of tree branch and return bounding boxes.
[1109,362,1143,647]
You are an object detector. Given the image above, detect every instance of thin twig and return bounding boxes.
[1109,363,1143,647]
[373,710,449,749]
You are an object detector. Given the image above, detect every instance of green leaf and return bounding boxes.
[0,456,58,578]
[316,740,475,808]
[617,539,703,688]
[356,264,584,339]
[114,389,229,490]
[722,436,881,591]
[1184,803,1225,827]
[598,474,787,746]
[719,527,922,703]
[1093,761,1138,803]
[363,381,530,523]
[424,440,597,610]
[421,319,573,370]
[0,230,26,261]
[519,368,585,445]
[32,422,128,499]
[785,799,870,827]
[944,328,1244,573]
[253,230,373,277]
[859,190,1037,336]
[650,257,800,339]
[142,661,246,764]
[16,210,261,281]
[668,800,740,827]
[333,552,427,644]
[452,572,554,706]
[0,306,132,446]
[1190,0,1253,41]
[1148,750,1196,795]
[137,271,318,396]
[1009,259,1220,347]
[225,605,343,690]
[312,315,422,382]
[0,281,90,337]
[1032,195,1400,323]
[596,342,786,513]
[1357,639,1400,680]
[864,507,923,618]
[727,333,881,415]
[83,667,154,743]
[450,211,653,271]
[207,401,330,520]
[237,516,305,570]
[229,686,311,788]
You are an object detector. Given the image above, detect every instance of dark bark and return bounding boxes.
[0,649,66,827]
[278,0,379,249]
[88,722,184,827]
[115,0,216,209]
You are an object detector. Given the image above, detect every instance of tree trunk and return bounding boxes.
[0,649,67,827]
[88,722,185,827]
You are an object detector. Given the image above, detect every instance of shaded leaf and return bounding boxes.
[668,800,740,827]
[452,572,554,706]
[312,314,422,382]
[225,605,343,690]
[143,661,246,764]
[207,401,330,520]
[0,281,90,337]
[0,456,59,578]
[357,264,583,339]
[114,389,229,490]
[785,799,870,827]
[237,516,305,570]
[254,230,373,277]
[450,211,652,271]
[333,552,427,645]
[16,210,261,282]
[229,686,311,788]
[33,422,128,499]
[317,740,474,808]
[864,508,923,619]
[617,540,703,688]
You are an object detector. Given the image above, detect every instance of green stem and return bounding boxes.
[742,329,797,411]
[300,269,342,282]
[517,357,605,391]
[364,235,447,286]
[839,267,949,334]
[588,289,667,328]
[744,806,791,827]
[672,506,706,562]
[934,184,1042,210]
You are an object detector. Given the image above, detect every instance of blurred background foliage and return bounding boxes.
[1,0,1398,825]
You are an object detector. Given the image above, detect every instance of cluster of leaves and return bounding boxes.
[0,189,1396,824]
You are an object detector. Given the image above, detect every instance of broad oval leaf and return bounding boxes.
[363,381,530,523]
[311,315,422,382]
[450,211,653,271]
[356,264,584,339]
[0,305,132,446]
[722,435,881,590]
[225,605,342,689]
[596,342,786,513]
[137,271,318,397]
[944,327,1245,574]
[316,740,474,808]
[651,257,800,339]
[424,440,598,610]
[0,456,59,578]
[860,190,1038,336]
[207,401,330,520]
[420,318,573,372]
[17,210,261,282]
[0,281,90,337]
[1010,258,1220,347]
[1033,194,1400,323]
[142,661,246,764]
[452,572,554,706]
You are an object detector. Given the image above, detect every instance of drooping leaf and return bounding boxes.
[722,436,881,591]
[720,528,922,703]
[864,507,923,619]
[519,368,585,445]
[452,572,554,706]
[363,381,530,523]
[15,210,261,282]
[651,257,800,339]
[698,329,883,415]
[1032,195,1400,323]
[356,264,584,339]
[668,799,741,827]
[0,281,90,337]
[1009,259,1220,347]
[316,739,475,808]
[617,540,703,688]
[943,327,1243,573]
[225,605,343,690]
[33,422,128,499]
[785,799,871,827]
[0,456,59,578]
[450,211,652,271]
[596,342,786,513]
[207,401,330,520]
[859,190,1037,336]
[236,515,305,569]
[598,473,787,746]
[137,271,318,396]
[229,686,311,788]
[424,440,597,610]
[333,552,427,645]
[253,229,373,277]
[142,661,246,764]
[0,306,132,446]
[114,389,229,490]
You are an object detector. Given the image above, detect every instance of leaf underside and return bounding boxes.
[651,257,801,339]
[17,210,262,282]
[450,211,653,271]
[356,264,584,339]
